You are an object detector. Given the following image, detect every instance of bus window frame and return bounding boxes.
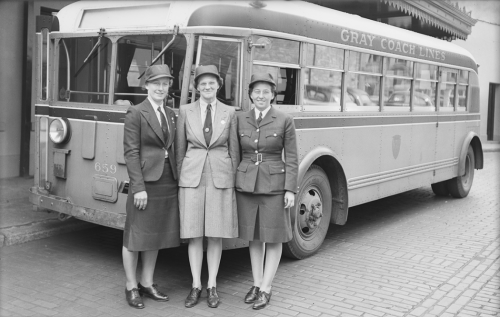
[438,67,458,112]
[193,35,244,108]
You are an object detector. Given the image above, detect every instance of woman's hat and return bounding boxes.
[194,65,222,85]
[144,64,174,82]
[249,73,276,87]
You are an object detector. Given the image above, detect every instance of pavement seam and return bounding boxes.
[406,235,500,316]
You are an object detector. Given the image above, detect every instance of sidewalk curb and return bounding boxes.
[0,218,96,247]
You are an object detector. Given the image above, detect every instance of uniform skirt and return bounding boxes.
[179,159,238,239]
[123,159,180,251]
[236,191,293,243]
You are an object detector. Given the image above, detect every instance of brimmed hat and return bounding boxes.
[249,73,276,87]
[144,64,174,82]
[194,65,222,85]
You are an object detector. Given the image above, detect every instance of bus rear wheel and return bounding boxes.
[447,145,475,198]
[431,181,449,196]
[283,165,332,259]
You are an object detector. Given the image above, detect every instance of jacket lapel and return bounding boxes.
[165,106,176,149]
[186,101,206,147]
[258,106,276,128]
[139,99,164,144]
[209,101,228,147]
[246,108,258,129]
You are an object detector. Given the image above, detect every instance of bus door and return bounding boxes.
[192,36,243,108]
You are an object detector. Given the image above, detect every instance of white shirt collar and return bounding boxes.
[200,98,217,112]
[148,96,164,111]
[255,106,271,120]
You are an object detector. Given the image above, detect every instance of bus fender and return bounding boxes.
[458,131,483,176]
[297,146,348,225]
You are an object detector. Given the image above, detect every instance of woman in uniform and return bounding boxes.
[122,64,180,309]
[175,65,239,308]
[236,73,298,310]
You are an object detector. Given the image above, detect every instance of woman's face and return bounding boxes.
[145,78,170,103]
[197,74,219,103]
[251,82,273,111]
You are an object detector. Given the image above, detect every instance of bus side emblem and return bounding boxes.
[392,135,401,159]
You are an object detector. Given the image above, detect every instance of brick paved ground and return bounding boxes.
[0,152,498,317]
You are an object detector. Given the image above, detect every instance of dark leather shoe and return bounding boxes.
[207,287,220,308]
[125,288,145,309]
[138,283,169,301]
[253,291,271,310]
[185,287,202,308]
[244,286,260,304]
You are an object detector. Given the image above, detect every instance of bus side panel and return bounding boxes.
[377,121,413,199]
[408,121,437,188]
[296,128,344,164]
[434,120,457,182]
[344,125,382,206]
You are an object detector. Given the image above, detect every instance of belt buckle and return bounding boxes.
[256,153,263,164]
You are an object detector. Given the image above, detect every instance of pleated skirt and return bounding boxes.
[123,159,180,251]
[236,191,293,243]
[179,159,238,239]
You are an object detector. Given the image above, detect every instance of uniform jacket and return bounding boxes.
[236,106,298,195]
[175,100,239,189]
[124,98,177,194]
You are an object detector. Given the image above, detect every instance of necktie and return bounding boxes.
[157,106,169,145]
[257,111,263,126]
[204,104,213,146]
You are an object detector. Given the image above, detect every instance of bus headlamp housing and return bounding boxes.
[49,118,71,144]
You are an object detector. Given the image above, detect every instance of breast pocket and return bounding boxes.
[265,130,284,151]
[269,164,286,192]
[238,129,253,150]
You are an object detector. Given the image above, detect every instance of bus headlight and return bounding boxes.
[49,118,70,144]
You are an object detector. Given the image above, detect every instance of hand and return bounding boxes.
[134,191,148,210]
[284,191,295,209]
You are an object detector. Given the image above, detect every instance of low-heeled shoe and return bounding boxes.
[253,291,271,310]
[207,287,220,308]
[138,283,169,301]
[185,287,202,308]
[125,288,145,309]
[244,286,260,303]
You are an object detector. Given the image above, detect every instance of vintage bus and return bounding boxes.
[32,1,483,259]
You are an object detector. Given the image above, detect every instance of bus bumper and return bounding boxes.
[29,186,126,229]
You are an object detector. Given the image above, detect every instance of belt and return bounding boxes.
[242,153,282,163]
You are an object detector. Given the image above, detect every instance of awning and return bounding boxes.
[383,0,477,40]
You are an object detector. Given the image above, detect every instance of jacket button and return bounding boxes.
[255,150,258,154]
[254,139,258,143]
[256,129,260,132]
[255,162,259,165]
[274,133,277,136]
[241,133,244,136]
[281,169,284,172]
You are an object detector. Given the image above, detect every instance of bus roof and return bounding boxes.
[56,0,477,71]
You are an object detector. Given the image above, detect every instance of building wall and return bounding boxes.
[0,1,25,178]
[453,1,500,141]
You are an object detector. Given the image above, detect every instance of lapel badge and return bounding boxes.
[221,120,226,125]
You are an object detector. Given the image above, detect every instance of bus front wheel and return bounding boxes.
[283,165,332,259]
[447,145,475,198]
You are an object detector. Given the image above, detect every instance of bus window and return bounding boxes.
[252,65,298,105]
[254,37,300,64]
[306,43,343,70]
[345,51,381,111]
[40,29,49,100]
[196,37,242,107]
[58,37,111,104]
[303,44,344,111]
[115,34,188,107]
[457,70,469,111]
[414,63,438,112]
[439,67,457,111]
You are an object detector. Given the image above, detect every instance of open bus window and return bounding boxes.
[58,37,111,104]
[115,34,187,108]
[252,65,298,105]
[195,37,241,107]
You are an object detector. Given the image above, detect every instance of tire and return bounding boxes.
[431,181,449,196]
[447,145,475,198]
[283,165,332,259]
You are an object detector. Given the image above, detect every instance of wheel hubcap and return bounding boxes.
[298,189,323,236]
